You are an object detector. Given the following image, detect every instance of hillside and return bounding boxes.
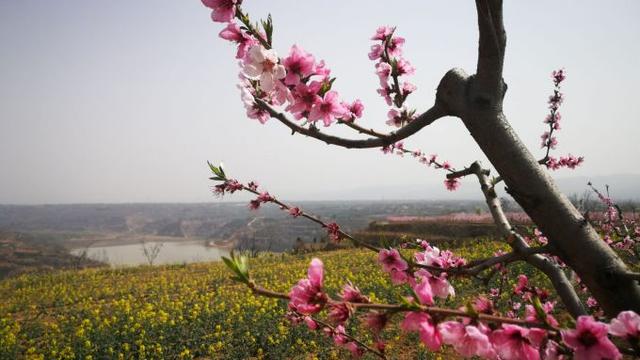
[0,201,491,253]
[0,241,566,359]
[0,231,101,279]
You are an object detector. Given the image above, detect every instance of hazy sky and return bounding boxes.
[1,1,639,204]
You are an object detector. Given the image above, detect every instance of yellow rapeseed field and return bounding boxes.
[1,240,550,359]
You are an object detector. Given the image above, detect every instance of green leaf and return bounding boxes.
[532,296,547,324]
[465,301,479,318]
[222,253,250,284]
[222,256,236,271]
[262,14,273,47]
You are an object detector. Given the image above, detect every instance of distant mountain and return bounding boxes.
[306,174,640,201]
[555,174,640,201]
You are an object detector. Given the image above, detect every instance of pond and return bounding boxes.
[70,241,230,267]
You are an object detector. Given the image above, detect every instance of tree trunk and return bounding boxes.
[441,0,640,316]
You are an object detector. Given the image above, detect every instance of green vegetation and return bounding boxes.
[1,238,565,359]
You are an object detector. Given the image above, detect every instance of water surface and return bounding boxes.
[71,241,229,266]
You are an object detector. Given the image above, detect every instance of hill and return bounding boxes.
[0,231,101,279]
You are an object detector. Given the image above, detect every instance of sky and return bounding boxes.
[0,1,639,204]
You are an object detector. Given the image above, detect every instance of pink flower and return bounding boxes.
[533,228,548,244]
[525,303,559,327]
[548,92,564,110]
[491,324,546,360]
[561,316,621,360]
[269,80,292,106]
[282,45,316,86]
[414,269,454,300]
[381,145,392,155]
[288,207,303,217]
[256,191,274,203]
[286,81,322,118]
[368,44,384,60]
[243,45,286,92]
[412,277,434,305]
[444,178,460,191]
[429,273,455,299]
[377,87,393,105]
[332,325,348,345]
[328,302,350,323]
[328,302,352,324]
[559,155,584,169]
[325,222,342,242]
[340,99,364,121]
[202,0,240,23]
[364,311,388,334]
[313,59,331,77]
[375,62,392,85]
[244,101,270,123]
[396,58,415,75]
[218,22,257,59]
[387,36,405,57]
[552,69,566,87]
[401,312,442,351]
[401,81,417,96]
[439,321,496,359]
[304,316,318,330]
[514,274,528,294]
[389,268,410,284]
[473,296,494,314]
[225,179,243,193]
[546,156,561,170]
[544,112,561,125]
[540,131,558,149]
[378,248,408,273]
[386,109,403,127]
[609,310,640,340]
[339,282,369,303]
[343,342,364,358]
[371,26,394,41]
[415,244,438,263]
[238,75,271,124]
[248,199,261,210]
[543,340,563,360]
[308,91,347,127]
[247,181,258,191]
[288,258,327,315]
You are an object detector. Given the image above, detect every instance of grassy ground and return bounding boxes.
[0,238,565,359]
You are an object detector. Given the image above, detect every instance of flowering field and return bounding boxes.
[0,239,555,359]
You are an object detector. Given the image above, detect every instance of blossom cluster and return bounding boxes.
[368,26,417,128]
[209,164,640,359]
[285,251,636,360]
[211,173,344,243]
[588,182,640,257]
[203,0,364,127]
[540,69,584,170]
[380,142,460,191]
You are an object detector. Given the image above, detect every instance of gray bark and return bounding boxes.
[260,0,640,317]
[436,0,640,317]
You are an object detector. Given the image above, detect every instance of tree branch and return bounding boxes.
[462,245,551,276]
[469,161,588,317]
[247,280,556,331]
[475,0,506,94]
[255,99,446,149]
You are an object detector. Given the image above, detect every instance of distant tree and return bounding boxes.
[140,241,163,266]
[202,1,640,358]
